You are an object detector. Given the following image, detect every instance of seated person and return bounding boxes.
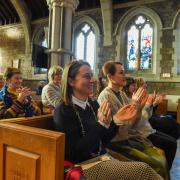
[54,60,163,180]
[133,77,180,140]
[36,80,46,95]
[0,75,4,89]
[42,66,63,114]
[121,76,177,169]
[0,67,41,119]
[98,61,176,177]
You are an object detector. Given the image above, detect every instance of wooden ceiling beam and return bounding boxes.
[0,11,6,25]
[114,0,168,9]
[1,0,17,20]
[35,0,45,16]
[0,3,11,21]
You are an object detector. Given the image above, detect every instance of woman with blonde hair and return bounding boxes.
[41,65,63,114]
[0,67,41,119]
[53,60,162,180]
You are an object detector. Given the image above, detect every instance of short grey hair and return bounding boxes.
[48,66,63,82]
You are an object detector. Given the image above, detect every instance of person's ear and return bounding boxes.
[68,77,75,87]
[107,74,114,82]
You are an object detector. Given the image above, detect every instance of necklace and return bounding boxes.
[72,101,102,157]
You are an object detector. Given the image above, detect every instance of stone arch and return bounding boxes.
[11,0,31,54]
[73,15,101,76]
[172,8,180,77]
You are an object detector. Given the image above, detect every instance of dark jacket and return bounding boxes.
[54,99,118,163]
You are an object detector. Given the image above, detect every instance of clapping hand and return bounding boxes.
[17,87,32,104]
[97,101,111,126]
[113,104,138,125]
[145,91,157,107]
[153,93,166,106]
[132,87,148,108]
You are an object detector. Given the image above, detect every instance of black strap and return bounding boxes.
[111,89,124,105]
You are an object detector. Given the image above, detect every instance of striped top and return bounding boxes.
[41,82,61,111]
[0,86,41,119]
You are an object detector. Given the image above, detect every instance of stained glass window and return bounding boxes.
[74,23,96,69]
[126,15,153,70]
[140,24,153,69]
[127,25,139,70]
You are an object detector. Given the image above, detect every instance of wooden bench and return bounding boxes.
[177,99,180,124]
[0,114,168,179]
[0,115,65,180]
[155,99,168,115]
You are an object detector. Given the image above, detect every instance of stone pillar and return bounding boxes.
[100,0,113,46]
[46,0,79,67]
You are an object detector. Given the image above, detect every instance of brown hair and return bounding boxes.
[96,76,107,97]
[61,60,90,105]
[122,77,136,98]
[4,67,21,82]
[97,61,123,94]
[103,61,122,77]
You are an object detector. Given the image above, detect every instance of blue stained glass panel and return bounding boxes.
[127,25,139,70]
[140,24,153,69]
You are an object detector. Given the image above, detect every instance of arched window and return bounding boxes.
[173,10,180,76]
[33,27,48,74]
[74,23,96,69]
[126,15,153,70]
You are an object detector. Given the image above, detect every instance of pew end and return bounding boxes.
[0,115,65,180]
[155,99,168,115]
[1,114,54,130]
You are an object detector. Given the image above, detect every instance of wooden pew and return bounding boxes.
[34,100,44,114]
[155,99,168,115]
[0,115,65,180]
[177,99,180,125]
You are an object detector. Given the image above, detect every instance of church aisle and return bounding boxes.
[171,139,180,180]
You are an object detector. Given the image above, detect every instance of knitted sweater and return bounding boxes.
[0,85,41,119]
[98,87,155,140]
[41,82,61,110]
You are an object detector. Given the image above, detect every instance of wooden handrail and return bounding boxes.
[0,114,53,123]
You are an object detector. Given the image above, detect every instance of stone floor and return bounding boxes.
[170,139,180,180]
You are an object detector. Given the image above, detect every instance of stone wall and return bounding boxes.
[1,1,180,94]
[0,25,26,75]
[0,19,48,80]
[76,0,180,94]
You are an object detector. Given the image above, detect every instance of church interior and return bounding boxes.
[0,0,180,179]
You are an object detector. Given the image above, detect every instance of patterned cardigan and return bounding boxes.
[0,85,41,119]
[98,87,133,141]
[98,87,155,140]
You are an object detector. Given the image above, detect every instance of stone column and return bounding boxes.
[46,0,79,67]
[100,0,113,46]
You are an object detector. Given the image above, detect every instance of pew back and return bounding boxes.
[1,114,54,130]
[0,115,65,180]
[177,99,180,124]
[155,99,168,115]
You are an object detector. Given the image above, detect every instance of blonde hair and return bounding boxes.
[48,66,63,82]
